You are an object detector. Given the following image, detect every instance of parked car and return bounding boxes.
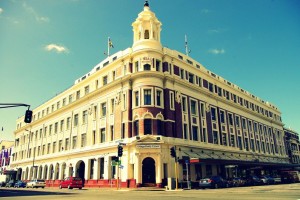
[281,171,300,183]
[199,176,229,189]
[59,177,83,189]
[14,180,27,188]
[260,175,275,185]
[26,179,45,188]
[245,175,262,186]
[231,177,246,187]
[5,180,15,188]
[0,181,6,187]
[273,176,282,184]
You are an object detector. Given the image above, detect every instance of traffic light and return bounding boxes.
[118,145,123,157]
[170,147,176,158]
[24,110,33,123]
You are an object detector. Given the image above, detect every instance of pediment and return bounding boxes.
[136,135,162,143]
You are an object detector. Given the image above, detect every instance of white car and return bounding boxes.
[26,179,46,188]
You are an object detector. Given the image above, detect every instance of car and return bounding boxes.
[273,176,282,184]
[260,175,275,185]
[59,177,83,189]
[26,179,46,188]
[281,171,300,183]
[14,180,27,188]
[245,175,262,186]
[231,177,246,187]
[5,180,15,188]
[0,181,6,187]
[199,176,229,189]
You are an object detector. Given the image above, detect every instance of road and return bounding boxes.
[1,183,300,200]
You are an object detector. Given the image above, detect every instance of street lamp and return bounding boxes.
[26,129,37,179]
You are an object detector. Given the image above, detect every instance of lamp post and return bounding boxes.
[26,129,37,179]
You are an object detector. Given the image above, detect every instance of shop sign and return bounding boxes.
[136,144,161,149]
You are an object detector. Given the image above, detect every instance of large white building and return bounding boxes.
[12,2,290,188]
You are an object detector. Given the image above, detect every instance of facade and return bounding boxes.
[284,128,300,164]
[12,2,291,188]
[0,140,15,182]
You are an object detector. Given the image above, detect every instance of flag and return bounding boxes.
[108,37,114,48]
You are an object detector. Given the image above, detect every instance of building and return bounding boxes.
[284,128,300,164]
[11,2,290,188]
[0,140,15,183]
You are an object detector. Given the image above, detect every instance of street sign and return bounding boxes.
[111,160,121,166]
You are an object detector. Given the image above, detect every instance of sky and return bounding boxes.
[0,0,300,141]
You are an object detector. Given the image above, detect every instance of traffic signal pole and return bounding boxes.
[0,103,32,123]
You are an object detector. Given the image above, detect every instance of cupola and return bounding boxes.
[132,1,162,52]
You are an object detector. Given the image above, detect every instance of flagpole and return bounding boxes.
[185,34,189,56]
[108,37,110,57]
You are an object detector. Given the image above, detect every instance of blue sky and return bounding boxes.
[0,0,300,141]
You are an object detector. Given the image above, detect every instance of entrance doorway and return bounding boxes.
[76,161,85,186]
[142,157,156,186]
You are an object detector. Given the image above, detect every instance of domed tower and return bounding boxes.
[132,1,162,52]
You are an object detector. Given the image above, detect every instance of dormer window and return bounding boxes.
[144,30,149,39]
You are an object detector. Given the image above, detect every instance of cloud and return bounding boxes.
[45,44,69,53]
[23,2,49,22]
[0,8,3,14]
[208,48,225,55]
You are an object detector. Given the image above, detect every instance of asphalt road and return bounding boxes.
[1,183,300,200]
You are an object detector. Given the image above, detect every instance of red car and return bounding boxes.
[59,177,83,189]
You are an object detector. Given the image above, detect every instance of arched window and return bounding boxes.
[144,64,151,71]
[144,30,149,39]
[144,119,152,135]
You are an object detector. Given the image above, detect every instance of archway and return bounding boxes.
[43,165,48,180]
[76,160,85,186]
[17,168,22,180]
[25,167,29,180]
[49,164,54,180]
[142,157,156,186]
[38,165,43,179]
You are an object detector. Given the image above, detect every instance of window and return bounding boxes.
[134,120,139,136]
[47,143,50,154]
[58,140,62,152]
[101,103,107,117]
[191,100,197,115]
[188,73,194,84]
[208,82,214,92]
[74,114,79,126]
[67,117,71,129]
[65,138,69,150]
[63,98,66,106]
[144,30,149,39]
[144,64,151,71]
[183,124,188,139]
[84,86,89,95]
[144,119,152,135]
[157,120,163,135]
[82,110,88,124]
[192,126,198,141]
[60,120,64,132]
[220,110,225,123]
[211,107,217,121]
[100,128,105,143]
[81,134,86,147]
[144,89,152,105]
[76,90,80,100]
[228,113,233,126]
[72,136,77,149]
[135,61,139,72]
[182,96,187,112]
[134,91,139,107]
[235,116,240,128]
[103,76,108,85]
[54,122,58,133]
[156,90,162,106]
[156,59,161,71]
[213,131,218,144]
[69,94,73,104]
[49,125,52,135]
[170,91,175,110]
